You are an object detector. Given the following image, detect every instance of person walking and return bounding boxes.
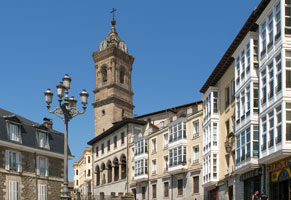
[252,190,260,200]
[260,190,269,200]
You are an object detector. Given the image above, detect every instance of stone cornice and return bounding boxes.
[92,96,135,109]
[92,46,135,66]
[93,83,134,96]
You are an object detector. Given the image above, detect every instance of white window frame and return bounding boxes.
[164,134,168,148]
[151,138,156,153]
[5,150,22,172]
[193,146,199,164]
[37,156,49,177]
[38,184,47,200]
[152,159,156,174]
[38,131,49,149]
[8,180,19,200]
[7,123,21,143]
[164,156,168,171]
[193,120,199,137]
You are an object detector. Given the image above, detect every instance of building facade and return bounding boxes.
[73,147,93,199]
[86,0,291,199]
[133,102,204,200]
[0,108,72,200]
[200,0,291,199]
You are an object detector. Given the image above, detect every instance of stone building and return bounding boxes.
[73,147,93,199]
[0,108,72,200]
[87,13,204,200]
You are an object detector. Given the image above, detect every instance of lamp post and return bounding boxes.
[44,74,89,200]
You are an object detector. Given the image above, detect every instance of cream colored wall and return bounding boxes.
[216,63,235,181]
[146,106,204,179]
[148,128,168,179]
[73,148,92,190]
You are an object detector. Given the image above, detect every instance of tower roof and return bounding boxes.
[99,10,128,53]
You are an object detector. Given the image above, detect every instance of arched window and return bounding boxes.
[120,154,127,179]
[113,158,119,181]
[96,165,100,186]
[119,67,125,84]
[101,66,107,85]
[107,161,112,183]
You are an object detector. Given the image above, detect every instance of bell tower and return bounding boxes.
[92,12,135,136]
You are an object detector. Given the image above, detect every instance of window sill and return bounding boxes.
[151,151,157,155]
[192,135,199,140]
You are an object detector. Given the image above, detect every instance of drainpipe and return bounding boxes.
[147,133,150,200]
[126,123,129,193]
[35,152,38,200]
[92,148,94,199]
[171,174,173,200]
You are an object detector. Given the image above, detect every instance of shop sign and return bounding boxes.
[240,168,262,181]
[268,157,290,172]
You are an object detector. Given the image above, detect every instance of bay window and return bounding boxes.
[135,159,148,176]
[213,92,218,113]
[275,3,281,40]
[268,62,274,99]
[286,51,291,88]
[168,121,187,143]
[268,12,274,48]
[246,43,251,74]
[261,22,267,56]
[253,125,259,157]
[261,69,267,104]
[246,127,251,158]
[169,146,187,167]
[285,0,291,34]
[253,83,259,114]
[269,111,274,148]
[262,116,267,151]
[286,103,291,140]
[135,139,147,156]
[276,54,282,93]
[276,105,282,143]
[213,123,217,146]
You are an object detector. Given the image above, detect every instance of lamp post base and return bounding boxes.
[60,193,71,200]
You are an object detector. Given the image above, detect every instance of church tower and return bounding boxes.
[92,13,135,136]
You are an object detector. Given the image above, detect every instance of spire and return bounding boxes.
[98,8,128,53]
[110,8,117,34]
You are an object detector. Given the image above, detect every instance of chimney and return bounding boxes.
[43,117,53,129]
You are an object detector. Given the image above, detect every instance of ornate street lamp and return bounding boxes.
[44,74,89,200]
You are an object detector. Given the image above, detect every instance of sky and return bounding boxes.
[0,0,261,181]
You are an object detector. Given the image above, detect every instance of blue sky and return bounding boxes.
[0,0,261,181]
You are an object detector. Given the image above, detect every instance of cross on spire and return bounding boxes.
[110,8,117,20]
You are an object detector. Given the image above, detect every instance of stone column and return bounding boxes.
[119,163,122,180]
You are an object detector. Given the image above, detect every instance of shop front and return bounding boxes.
[240,168,262,200]
[269,157,291,200]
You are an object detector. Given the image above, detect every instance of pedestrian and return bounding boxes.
[260,190,268,200]
[252,190,260,200]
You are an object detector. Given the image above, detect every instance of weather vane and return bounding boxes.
[110,8,117,20]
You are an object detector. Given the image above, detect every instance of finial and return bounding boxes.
[110,8,117,26]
